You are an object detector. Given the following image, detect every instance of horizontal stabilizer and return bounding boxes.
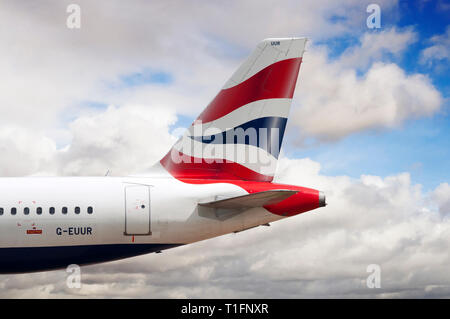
[198,190,298,210]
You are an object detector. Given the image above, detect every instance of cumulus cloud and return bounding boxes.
[0,0,400,130]
[0,126,57,176]
[55,104,177,176]
[432,183,450,217]
[292,31,442,141]
[2,157,450,298]
[339,28,417,70]
[420,26,450,67]
[0,104,177,177]
[1,2,440,148]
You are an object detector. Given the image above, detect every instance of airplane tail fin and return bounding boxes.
[160,37,307,181]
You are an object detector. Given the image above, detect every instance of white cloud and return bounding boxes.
[1,2,440,147]
[0,126,57,176]
[0,0,400,130]
[431,183,450,216]
[292,33,442,141]
[55,104,178,176]
[420,26,450,66]
[2,157,450,298]
[339,28,417,70]
[0,104,177,177]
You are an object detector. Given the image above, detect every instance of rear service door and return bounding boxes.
[124,185,151,235]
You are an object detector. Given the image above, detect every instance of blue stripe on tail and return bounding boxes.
[190,117,287,158]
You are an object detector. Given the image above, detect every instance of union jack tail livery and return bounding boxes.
[161,38,308,182]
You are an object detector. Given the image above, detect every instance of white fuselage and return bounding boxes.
[0,169,284,273]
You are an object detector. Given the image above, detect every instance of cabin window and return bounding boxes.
[1,206,95,216]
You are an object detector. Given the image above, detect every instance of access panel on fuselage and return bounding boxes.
[124,185,151,235]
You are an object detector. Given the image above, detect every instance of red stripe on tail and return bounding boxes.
[196,58,302,124]
[160,151,273,182]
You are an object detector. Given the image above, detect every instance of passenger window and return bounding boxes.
[87,206,93,214]
[0,208,3,215]
[37,207,42,215]
[11,207,16,215]
[75,207,80,214]
[62,207,68,215]
[49,207,55,215]
[24,207,30,215]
